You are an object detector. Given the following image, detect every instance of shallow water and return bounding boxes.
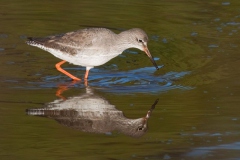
[1,0,240,159]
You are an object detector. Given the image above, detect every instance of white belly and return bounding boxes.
[36,44,119,67]
[69,53,119,67]
[31,44,121,68]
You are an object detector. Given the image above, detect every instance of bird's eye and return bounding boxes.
[137,126,143,131]
[138,39,143,43]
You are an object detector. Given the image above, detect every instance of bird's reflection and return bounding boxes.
[26,85,158,137]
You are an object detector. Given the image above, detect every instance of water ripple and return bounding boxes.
[38,67,192,94]
[10,66,192,94]
[186,141,240,157]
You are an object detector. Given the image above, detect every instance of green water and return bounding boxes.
[1,0,240,159]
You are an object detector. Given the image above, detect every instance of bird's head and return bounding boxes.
[128,28,159,70]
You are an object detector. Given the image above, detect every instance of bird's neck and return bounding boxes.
[116,31,135,52]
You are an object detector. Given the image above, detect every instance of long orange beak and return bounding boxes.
[144,47,159,70]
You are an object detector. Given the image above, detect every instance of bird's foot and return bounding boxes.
[71,77,81,81]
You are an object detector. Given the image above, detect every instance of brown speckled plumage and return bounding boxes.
[26,28,158,79]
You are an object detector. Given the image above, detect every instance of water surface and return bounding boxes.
[1,0,240,159]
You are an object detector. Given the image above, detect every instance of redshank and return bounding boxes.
[27,28,159,81]
[26,86,159,137]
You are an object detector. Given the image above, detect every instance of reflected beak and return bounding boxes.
[144,46,159,70]
[141,99,159,130]
[144,98,159,120]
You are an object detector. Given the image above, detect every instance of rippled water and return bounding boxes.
[1,0,240,159]
[21,66,192,94]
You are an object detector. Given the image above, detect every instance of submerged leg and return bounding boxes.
[55,60,81,81]
[84,69,90,79]
[84,69,90,86]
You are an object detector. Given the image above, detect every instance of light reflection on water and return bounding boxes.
[1,0,240,159]
[186,142,240,158]
[26,87,159,137]
[21,66,192,94]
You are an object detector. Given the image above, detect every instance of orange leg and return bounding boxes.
[84,70,90,79]
[55,60,81,81]
[55,85,68,100]
[84,70,90,86]
[56,81,80,99]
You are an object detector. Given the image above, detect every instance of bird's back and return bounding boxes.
[27,28,121,67]
[27,28,116,56]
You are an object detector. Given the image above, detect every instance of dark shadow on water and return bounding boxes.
[26,87,159,138]
[24,66,193,94]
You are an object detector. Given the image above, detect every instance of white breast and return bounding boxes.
[34,43,120,67]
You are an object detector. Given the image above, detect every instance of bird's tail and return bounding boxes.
[26,37,45,46]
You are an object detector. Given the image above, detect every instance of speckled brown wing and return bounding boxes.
[27,28,114,55]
